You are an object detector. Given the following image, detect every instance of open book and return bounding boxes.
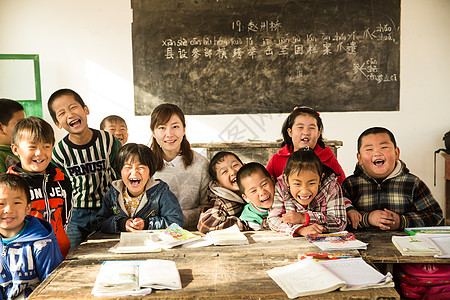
[156,223,201,248]
[206,224,249,246]
[392,235,446,257]
[109,231,162,253]
[306,232,368,250]
[267,257,393,299]
[92,259,182,297]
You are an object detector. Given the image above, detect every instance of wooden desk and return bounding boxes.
[355,229,450,274]
[29,231,399,300]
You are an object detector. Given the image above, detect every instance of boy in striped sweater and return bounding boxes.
[48,89,122,252]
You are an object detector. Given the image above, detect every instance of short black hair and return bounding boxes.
[236,162,272,194]
[115,143,157,178]
[0,173,31,204]
[0,98,24,126]
[100,115,127,130]
[47,88,86,123]
[208,151,243,182]
[12,116,55,146]
[357,127,397,153]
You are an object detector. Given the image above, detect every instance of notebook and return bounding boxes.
[92,259,182,297]
[267,257,393,299]
[391,235,443,256]
[206,224,249,246]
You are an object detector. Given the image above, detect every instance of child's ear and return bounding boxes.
[357,153,363,166]
[242,193,249,203]
[11,144,19,157]
[0,123,6,136]
[54,120,62,129]
[25,203,32,214]
[395,147,400,160]
[83,105,90,116]
[283,174,288,185]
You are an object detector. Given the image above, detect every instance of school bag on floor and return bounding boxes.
[395,263,450,299]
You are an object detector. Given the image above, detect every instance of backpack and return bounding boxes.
[395,263,450,299]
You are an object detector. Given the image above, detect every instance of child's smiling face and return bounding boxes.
[357,133,400,179]
[51,95,90,135]
[12,134,53,174]
[285,169,321,206]
[121,156,150,197]
[241,170,275,209]
[0,186,31,238]
[104,120,128,144]
[214,155,243,192]
[287,114,321,152]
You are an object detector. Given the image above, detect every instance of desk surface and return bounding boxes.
[28,230,404,300]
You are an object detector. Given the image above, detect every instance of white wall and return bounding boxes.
[1,0,449,213]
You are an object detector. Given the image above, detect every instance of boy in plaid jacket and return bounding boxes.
[342,127,443,230]
[197,152,249,233]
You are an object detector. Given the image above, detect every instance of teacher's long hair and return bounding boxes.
[150,103,193,171]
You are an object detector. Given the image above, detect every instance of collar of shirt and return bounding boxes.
[163,154,183,167]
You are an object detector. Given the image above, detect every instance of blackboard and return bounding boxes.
[131,0,400,115]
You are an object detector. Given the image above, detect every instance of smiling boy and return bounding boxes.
[48,89,121,251]
[100,115,128,144]
[197,152,249,233]
[236,162,275,230]
[0,173,62,299]
[8,117,72,258]
[342,127,443,230]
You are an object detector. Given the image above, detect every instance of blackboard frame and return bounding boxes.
[131,0,400,115]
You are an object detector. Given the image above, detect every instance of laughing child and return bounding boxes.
[342,127,443,230]
[48,88,122,251]
[236,162,275,231]
[97,143,183,233]
[197,151,249,233]
[9,116,73,258]
[0,174,62,299]
[268,148,347,236]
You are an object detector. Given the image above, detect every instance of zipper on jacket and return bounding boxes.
[43,174,51,223]
[377,183,382,209]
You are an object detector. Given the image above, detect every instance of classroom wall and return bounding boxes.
[1,0,449,213]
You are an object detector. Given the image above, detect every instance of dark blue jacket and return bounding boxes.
[0,215,63,299]
[97,179,184,233]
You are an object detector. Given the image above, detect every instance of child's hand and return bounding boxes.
[347,209,362,229]
[298,224,324,236]
[368,209,400,230]
[281,211,305,224]
[125,218,145,231]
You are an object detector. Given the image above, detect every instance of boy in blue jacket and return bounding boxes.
[0,173,63,299]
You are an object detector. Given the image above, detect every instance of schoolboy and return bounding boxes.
[0,173,63,299]
[236,162,276,230]
[342,127,443,230]
[47,88,121,251]
[0,99,25,173]
[100,115,129,144]
[197,151,250,233]
[8,116,73,258]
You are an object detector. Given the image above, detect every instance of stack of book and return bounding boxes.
[392,226,450,258]
[306,232,368,251]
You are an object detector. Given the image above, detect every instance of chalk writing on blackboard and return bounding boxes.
[132,0,400,115]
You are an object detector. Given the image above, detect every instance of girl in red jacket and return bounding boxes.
[266,106,346,185]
